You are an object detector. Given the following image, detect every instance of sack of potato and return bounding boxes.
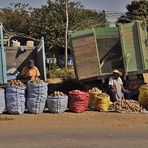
[88,87,102,108]
[0,88,5,114]
[138,85,148,109]
[69,90,89,113]
[27,78,48,114]
[93,93,110,112]
[6,80,26,115]
[47,91,68,114]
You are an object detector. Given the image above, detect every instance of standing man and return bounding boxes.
[21,60,40,80]
[109,69,131,102]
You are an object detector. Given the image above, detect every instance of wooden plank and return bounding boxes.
[72,36,99,80]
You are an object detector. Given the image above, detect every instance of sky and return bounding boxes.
[0,0,133,12]
[0,0,134,23]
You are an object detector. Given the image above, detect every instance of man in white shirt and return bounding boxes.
[109,69,130,102]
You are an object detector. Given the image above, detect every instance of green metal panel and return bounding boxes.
[70,29,93,39]
[95,27,119,37]
[0,23,7,84]
[119,22,143,73]
[136,21,148,70]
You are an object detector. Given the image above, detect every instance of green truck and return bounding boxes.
[70,21,148,90]
[70,21,148,79]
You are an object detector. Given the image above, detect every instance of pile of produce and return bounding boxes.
[50,91,65,97]
[109,99,143,113]
[89,87,102,93]
[28,78,44,84]
[48,91,68,114]
[69,90,89,113]
[97,93,109,98]
[8,80,25,87]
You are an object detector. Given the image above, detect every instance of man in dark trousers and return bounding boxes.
[109,69,131,102]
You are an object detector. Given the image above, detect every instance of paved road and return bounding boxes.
[0,112,148,148]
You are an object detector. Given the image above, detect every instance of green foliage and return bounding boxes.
[0,3,32,34]
[117,0,148,30]
[47,68,75,80]
[0,0,107,50]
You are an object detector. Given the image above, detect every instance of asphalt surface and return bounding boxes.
[0,112,148,148]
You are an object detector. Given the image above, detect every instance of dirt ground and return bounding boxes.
[0,111,148,148]
[1,111,148,129]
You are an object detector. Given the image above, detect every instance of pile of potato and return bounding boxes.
[109,99,143,113]
[28,78,44,84]
[8,80,25,88]
[89,87,102,93]
[97,93,109,98]
[50,91,65,97]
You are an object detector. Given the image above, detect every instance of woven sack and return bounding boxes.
[6,85,26,114]
[27,82,48,114]
[0,89,5,114]
[47,95,68,113]
[68,90,89,113]
[93,94,110,111]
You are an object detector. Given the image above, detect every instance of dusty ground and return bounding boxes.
[0,111,148,148]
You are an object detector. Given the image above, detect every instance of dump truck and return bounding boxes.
[0,23,46,84]
[70,21,148,91]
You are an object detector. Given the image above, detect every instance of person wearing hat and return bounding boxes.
[21,60,40,80]
[108,69,130,102]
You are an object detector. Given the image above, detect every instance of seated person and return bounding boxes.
[108,69,131,102]
[21,60,40,80]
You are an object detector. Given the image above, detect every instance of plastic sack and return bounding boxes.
[47,95,68,113]
[88,88,102,108]
[138,85,148,109]
[6,86,26,114]
[27,82,48,114]
[93,93,110,111]
[68,90,89,113]
[0,89,5,114]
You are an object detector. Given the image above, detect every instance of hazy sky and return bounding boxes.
[0,0,133,12]
[0,0,134,23]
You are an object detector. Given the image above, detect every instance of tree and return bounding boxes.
[0,3,32,34]
[29,0,107,50]
[117,0,148,30]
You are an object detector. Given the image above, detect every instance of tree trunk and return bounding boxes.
[65,0,69,69]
